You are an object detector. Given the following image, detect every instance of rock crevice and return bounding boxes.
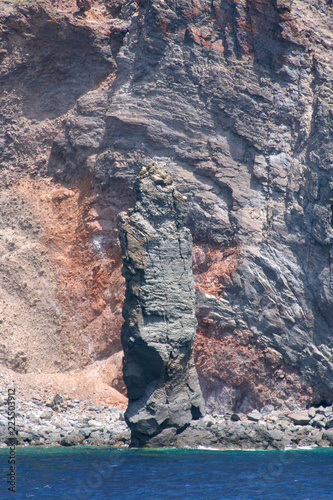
[118,163,205,446]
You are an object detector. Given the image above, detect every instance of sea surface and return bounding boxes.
[1,446,332,499]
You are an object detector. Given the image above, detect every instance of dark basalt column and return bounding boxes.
[117,163,205,447]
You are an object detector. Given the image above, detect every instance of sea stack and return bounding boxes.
[117,163,205,447]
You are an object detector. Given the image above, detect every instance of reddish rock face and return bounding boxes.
[192,240,315,412]
[1,0,333,412]
[193,242,240,297]
[3,176,129,379]
[194,325,314,414]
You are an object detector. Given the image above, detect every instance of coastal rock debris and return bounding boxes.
[118,163,205,447]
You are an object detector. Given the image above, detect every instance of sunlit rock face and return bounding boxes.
[118,164,205,446]
[2,0,333,413]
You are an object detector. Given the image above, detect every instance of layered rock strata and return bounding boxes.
[117,164,205,446]
[1,0,333,415]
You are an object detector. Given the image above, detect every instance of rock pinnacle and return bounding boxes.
[117,163,205,447]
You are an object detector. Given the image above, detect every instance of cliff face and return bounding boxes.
[1,0,333,412]
[117,163,204,445]
[0,2,129,393]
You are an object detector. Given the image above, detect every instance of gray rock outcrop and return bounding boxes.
[117,163,205,446]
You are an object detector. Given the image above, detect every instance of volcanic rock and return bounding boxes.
[117,163,205,446]
[1,0,333,417]
[247,410,262,422]
[288,410,311,426]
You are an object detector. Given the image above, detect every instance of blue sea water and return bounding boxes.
[1,446,332,500]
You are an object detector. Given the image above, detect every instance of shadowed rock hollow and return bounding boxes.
[117,163,205,446]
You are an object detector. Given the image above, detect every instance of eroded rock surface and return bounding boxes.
[117,164,205,446]
[1,0,333,415]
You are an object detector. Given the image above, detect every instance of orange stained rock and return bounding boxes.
[193,241,240,297]
[13,176,126,372]
[194,324,314,410]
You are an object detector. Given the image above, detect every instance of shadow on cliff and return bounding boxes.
[2,5,123,120]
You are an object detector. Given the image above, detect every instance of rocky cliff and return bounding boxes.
[1,0,333,413]
[118,163,205,446]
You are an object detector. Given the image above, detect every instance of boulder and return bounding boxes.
[261,405,275,417]
[247,410,262,422]
[288,411,311,426]
[175,425,217,448]
[60,433,85,447]
[322,430,333,446]
[325,418,333,430]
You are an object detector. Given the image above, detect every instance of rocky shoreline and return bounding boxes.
[0,393,130,448]
[173,406,333,450]
[1,392,333,450]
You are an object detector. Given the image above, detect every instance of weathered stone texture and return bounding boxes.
[1,0,333,413]
[118,164,205,445]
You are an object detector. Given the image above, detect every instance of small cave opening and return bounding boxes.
[191,405,202,420]
[311,399,333,409]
